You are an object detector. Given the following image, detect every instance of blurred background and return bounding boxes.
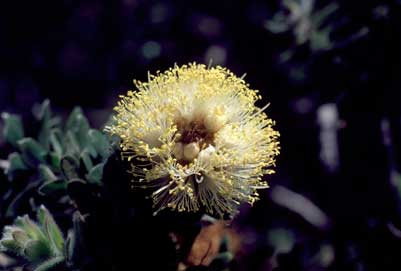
[1,0,401,270]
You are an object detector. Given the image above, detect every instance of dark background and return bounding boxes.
[1,0,401,270]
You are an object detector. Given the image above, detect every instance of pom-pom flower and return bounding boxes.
[106,63,279,217]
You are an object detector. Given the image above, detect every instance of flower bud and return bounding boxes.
[183,142,200,161]
[198,145,216,162]
[172,142,184,160]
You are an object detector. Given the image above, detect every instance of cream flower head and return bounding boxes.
[106,63,280,218]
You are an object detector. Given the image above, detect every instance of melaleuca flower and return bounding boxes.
[106,63,280,217]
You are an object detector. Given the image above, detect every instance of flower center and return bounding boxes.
[172,110,226,162]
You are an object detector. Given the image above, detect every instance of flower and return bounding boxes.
[105,63,280,218]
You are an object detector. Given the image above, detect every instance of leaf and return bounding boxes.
[33,256,65,271]
[37,206,64,254]
[1,113,24,147]
[49,152,61,170]
[86,162,104,184]
[17,138,47,167]
[65,232,75,264]
[32,100,51,122]
[66,212,85,265]
[66,107,83,131]
[0,239,20,254]
[63,131,81,157]
[60,156,79,180]
[36,100,52,150]
[80,150,93,172]
[83,145,97,159]
[66,107,90,148]
[6,152,28,180]
[24,240,52,262]
[88,129,110,158]
[38,180,68,196]
[49,129,63,157]
[38,164,58,183]
[14,215,45,241]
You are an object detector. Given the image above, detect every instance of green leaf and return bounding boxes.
[38,180,68,196]
[66,107,90,148]
[1,113,24,147]
[17,138,47,167]
[66,107,83,130]
[38,124,51,151]
[32,100,51,122]
[88,129,110,158]
[49,129,63,157]
[0,239,20,254]
[60,156,79,180]
[39,125,51,151]
[7,152,28,180]
[38,164,58,183]
[63,131,81,157]
[49,152,61,171]
[66,212,85,265]
[65,232,75,264]
[86,162,104,184]
[37,206,64,254]
[24,240,52,262]
[33,256,65,271]
[80,150,93,172]
[14,215,47,242]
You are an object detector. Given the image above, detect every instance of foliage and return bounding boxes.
[0,101,111,270]
[0,205,86,271]
[0,100,110,220]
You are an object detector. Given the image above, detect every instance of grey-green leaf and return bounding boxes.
[37,206,64,254]
[66,212,85,265]
[49,152,61,170]
[0,239,20,254]
[60,156,79,180]
[24,240,52,262]
[86,162,104,184]
[1,113,24,147]
[7,152,28,180]
[17,138,47,167]
[66,107,90,148]
[80,150,93,172]
[14,215,45,241]
[49,129,63,157]
[88,129,110,158]
[63,131,80,156]
[33,256,65,271]
[32,100,51,122]
[38,164,58,183]
[38,180,68,196]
